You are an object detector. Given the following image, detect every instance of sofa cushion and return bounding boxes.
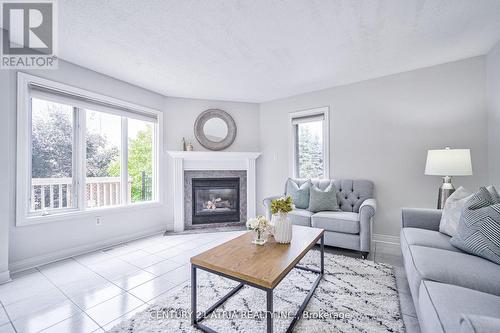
[287,179,374,213]
[404,245,500,301]
[308,183,340,213]
[451,187,500,265]
[460,315,500,333]
[487,185,500,203]
[311,212,359,234]
[401,227,462,253]
[288,209,313,227]
[286,178,311,209]
[400,228,463,307]
[418,281,500,333]
[439,186,473,237]
[333,179,373,213]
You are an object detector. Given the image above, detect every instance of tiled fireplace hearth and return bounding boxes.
[167,151,261,231]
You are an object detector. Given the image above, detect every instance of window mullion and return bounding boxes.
[72,107,78,210]
[292,125,300,178]
[151,124,157,201]
[153,123,159,201]
[27,98,33,212]
[323,112,330,179]
[121,117,129,205]
[74,108,86,210]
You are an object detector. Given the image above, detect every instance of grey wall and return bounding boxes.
[487,41,500,187]
[258,57,489,237]
[163,97,260,229]
[163,97,260,152]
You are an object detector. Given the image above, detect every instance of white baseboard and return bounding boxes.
[373,233,400,245]
[0,270,11,284]
[10,226,166,273]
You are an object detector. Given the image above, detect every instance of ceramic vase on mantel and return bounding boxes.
[272,212,292,243]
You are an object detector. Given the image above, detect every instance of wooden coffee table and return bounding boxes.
[190,225,325,333]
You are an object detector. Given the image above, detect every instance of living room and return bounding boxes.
[1,1,500,332]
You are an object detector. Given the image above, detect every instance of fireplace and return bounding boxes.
[192,178,240,224]
[170,152,259,232]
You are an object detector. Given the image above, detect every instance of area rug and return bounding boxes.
[108,251,404,332]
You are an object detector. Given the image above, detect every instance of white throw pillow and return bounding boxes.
[486,185,500,203]
[439,186,473,237]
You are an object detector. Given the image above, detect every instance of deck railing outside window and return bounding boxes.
[31,177,132,211]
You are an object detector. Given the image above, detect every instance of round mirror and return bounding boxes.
[203,117,228,142]
[194,109,237,151]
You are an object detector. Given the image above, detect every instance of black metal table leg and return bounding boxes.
[320,234,324,274]
[191,264,197,326]
[200,283,244,319]
[267,289,273,333]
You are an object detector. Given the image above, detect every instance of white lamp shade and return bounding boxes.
[425,148,473,176]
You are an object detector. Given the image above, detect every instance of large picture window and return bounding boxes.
[17,73,162,225]
[290,107,329,179]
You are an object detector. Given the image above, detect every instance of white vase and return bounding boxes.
[251,229,267,245]
[272,213,292,243]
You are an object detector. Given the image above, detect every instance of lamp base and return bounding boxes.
[437,176,455,209]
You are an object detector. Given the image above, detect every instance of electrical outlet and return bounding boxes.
[96,216,102,225]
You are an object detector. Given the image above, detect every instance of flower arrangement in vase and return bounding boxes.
[270,196,294,244]
[246,216,271,245]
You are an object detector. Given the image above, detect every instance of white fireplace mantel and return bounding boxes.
[167,151,261,232]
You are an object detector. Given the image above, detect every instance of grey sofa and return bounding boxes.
[401,208,500,333]
[263,179,376,257]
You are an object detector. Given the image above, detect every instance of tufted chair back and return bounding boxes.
[286,178,374,213]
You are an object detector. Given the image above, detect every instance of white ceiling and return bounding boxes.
[56,0,500,102]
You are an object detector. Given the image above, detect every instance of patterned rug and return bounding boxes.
[109,251,404,332]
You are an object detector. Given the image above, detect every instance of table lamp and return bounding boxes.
[425,147,473,209]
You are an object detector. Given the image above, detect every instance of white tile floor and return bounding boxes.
[0,231,409,333]
[0,231,244,333]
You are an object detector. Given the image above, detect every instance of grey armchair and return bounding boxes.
[263,179,376,258]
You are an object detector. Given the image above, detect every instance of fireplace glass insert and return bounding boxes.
[192,178,240,224]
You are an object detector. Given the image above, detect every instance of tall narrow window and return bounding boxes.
[85,110,122,208]
[290,108,329,179]
[296,119,324,178]
[31,98,76,212]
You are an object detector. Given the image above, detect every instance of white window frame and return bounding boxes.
[16,73,164,226]
[289,106,330,179]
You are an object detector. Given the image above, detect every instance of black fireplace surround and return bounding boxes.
[192,178,240,224]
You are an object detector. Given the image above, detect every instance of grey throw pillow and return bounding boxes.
[285,179,311,209]
[450,187,500,265]
[439,186,473,237]
[308,184,340,213]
